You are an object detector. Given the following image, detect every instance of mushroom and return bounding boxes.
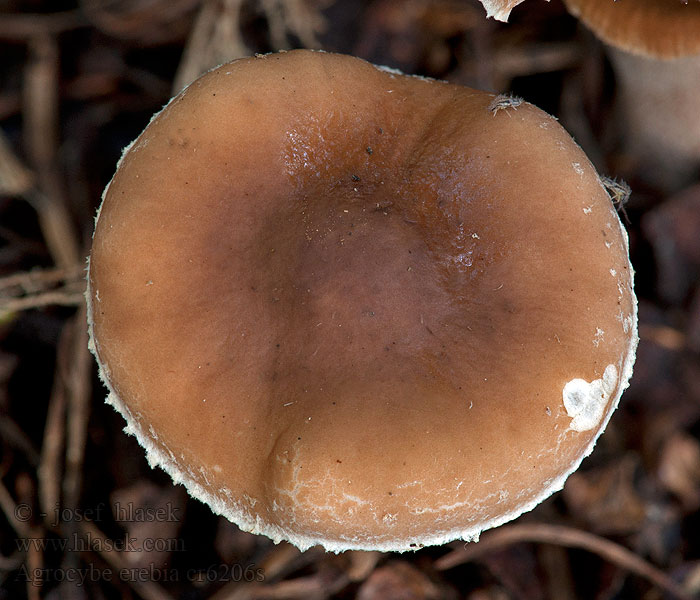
[478,0,700,190]
[565,0,700,190]
[87,50,638,552]
[477,0,525,22]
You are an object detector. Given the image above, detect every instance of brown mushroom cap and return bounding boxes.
[563,0,700,59]
[87,50,637,552]
[480,0,700,58]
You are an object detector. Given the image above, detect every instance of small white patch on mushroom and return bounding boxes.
[620,313,634,334]
[131,137,150,152]
[593,328,604,347]
[563,364,618,432]
[610,269,617,277]
[382,513,398,526]
[452,251,473,270]
[572,162,583,175]
[396,480,422,489]
[199,466,211,486]
[583,206,593,215]
[376,64,404,76]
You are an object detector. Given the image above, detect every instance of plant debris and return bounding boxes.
[1,1,699,598]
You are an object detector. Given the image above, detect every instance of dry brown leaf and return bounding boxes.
[357,560,452,600]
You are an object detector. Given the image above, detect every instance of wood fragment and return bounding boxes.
[173,0,250,93]
[23,35,82,269]
[0,478,31,539]
[0,11,86,40]
[0,129,34,196]
[78,521,176,600]
[435,523,691,600]
[0,265,85,318]
[61,305,92,514]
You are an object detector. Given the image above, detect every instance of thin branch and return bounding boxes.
[435,523,691,600]
[0,11,86,40]
[23,35,82,269]
[0,265,84,295]
[61,305,92,516]
[0,478,31,539]
[0,291,85,313]
[78,521,176,600]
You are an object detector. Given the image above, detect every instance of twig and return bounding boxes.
[639,323,686,352]
[435,523,691,600]
[249,573,349,599]
[0,11,86,40]
[261,0,291,49]
[25,524,43,600]
[61,305,92,517]
[215,572,349,600]
[0,291,85,313]
[0,416,41,466]
[345,550,382,582]
[172,0,249,93]
[0,128,34,196]
[38,321,71,522]
[277,0,327,49]
[210,545,328,600]
[0,551,23,571]
[0,91,21,121]
[0,225,46,256]
[0,478,31,539]
[23,34,81,269]
[80,0,199,43]
[0,265,84,295]
[493,42,583,84]
[0,265,86,315]
[78,521,176,600]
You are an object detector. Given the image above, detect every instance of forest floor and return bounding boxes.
[1,1,699,599]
